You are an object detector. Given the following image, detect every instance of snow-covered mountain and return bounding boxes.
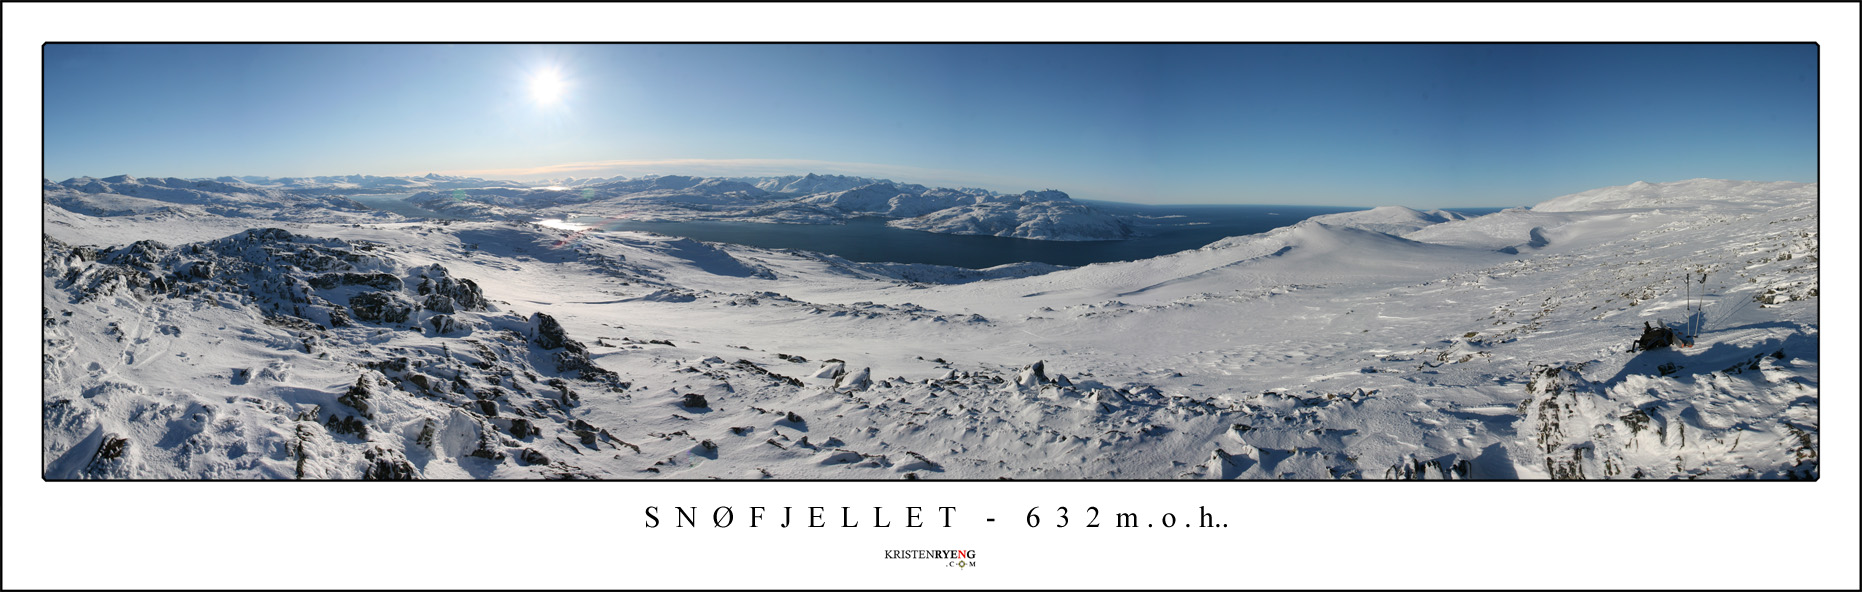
[546,176,1130,240]
[886,189,1136,240]
[514,175,1138,240]
[229,173,532,193]
[47,172,1139,241]
[742,172,890,196]
[43,175,385,221]
[41,177,1819,479]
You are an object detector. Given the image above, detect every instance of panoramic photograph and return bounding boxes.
[40,42,1819,480]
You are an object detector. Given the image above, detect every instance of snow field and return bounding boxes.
[42,178,1819,479]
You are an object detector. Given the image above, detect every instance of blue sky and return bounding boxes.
[43,43,1816,207]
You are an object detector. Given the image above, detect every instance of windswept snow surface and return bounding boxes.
[42,178,1818,479]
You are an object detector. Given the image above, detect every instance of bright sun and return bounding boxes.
[531,69,566,104]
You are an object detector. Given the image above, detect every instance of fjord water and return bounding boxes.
[574,203,1377,269]
[353,192,1503,269]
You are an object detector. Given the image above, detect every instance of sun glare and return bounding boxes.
[531,68,566,105]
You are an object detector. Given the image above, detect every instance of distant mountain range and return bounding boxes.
[46,172,1137,241]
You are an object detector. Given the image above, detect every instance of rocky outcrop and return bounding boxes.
[529,312,569,350]
[339,374,377,419]
[362,446,419,480]
[414,264,486,311]
[427,314,460,335]
[1519,364,1595,479]
[526,312,623,388]
[349,291,413,324]
[309,272,402,291]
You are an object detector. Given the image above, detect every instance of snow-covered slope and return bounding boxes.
[1302,205,1466,236]
[41,178,1819,480]
[1531,178,1817,212]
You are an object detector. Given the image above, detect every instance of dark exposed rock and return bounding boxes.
[1385,456,1471,480]
[103,239,168,270]
[326,414,368,439]
[1016,361,1051,387]
[365,357,411,374]
[529,312,569,350]
[184,260,215,280]
[362,447,419,480]
[735,359,804,387]
[309,272,402,291]
[520,316,625,386]
[544,378,578,405]
[244,228,297,242]
[1519,364,1601,480]
[339,375,373,417]
[421,294,456,314]
[682,393,709,408]
[1619,408,1652,436]
[520,448,550,465]
[349,291,413,324]
[416,418,438,449]
[428,314,459,335]
[414,264,486,311]
[95,435,129,461]
[468,445,506,461]
[509,418,533,438]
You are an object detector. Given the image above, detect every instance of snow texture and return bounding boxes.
[42,177,1818,479]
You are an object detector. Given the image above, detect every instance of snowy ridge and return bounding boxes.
[48,172,1139,241]
[1531,178,1817,212]
[538,176,1136,240]
[44,175,388,222]
[885,189,1136,240]
[1301,205,1469,237]
[743,172,892,196]
[42,178,1819,479]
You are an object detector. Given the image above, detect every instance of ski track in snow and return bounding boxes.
[40,177,1820,479]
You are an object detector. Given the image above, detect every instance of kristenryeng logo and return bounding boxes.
[885,549,977,569]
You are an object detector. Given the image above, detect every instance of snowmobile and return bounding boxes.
[1634,320,1692,351]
